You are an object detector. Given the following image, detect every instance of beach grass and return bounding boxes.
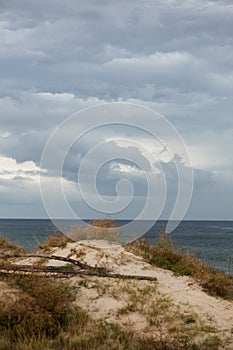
[0,272,222,350]
[0,229,231,349]
[127,231,233,300]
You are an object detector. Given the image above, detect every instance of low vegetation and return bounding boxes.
[0,237,26,257]
[68,218,120,242]
[0,227,231,349]
[127,232,233,300]
[89,218,118,229]
[36,218,120,251]
[0,273,222,350]
[36,234,73,252]
[0,275,74,339]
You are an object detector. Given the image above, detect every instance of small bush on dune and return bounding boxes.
[201,272,233,299]
[89,218,118,228]
[68,217,120,242]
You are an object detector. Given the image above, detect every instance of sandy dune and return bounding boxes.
[12,239,233,348]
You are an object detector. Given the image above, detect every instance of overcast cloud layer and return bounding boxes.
[0,0,233,220]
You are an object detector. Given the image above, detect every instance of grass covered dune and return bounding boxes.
[0,225,233,350]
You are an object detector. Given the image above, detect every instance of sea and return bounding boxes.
[0,219,232,275]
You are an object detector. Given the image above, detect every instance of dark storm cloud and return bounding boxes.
[0,0,232,218]
[1,0,233,99]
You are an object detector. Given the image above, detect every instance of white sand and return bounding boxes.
[14,239,233,348]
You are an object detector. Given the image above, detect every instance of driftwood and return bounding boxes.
[0,252,158,281]
[16,254,108,274]
[0,263,157,281]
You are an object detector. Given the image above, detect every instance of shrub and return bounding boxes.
[89,218,118,228]
[68,217,120,242]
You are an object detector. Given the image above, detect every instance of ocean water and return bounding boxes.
[0,219,232,275]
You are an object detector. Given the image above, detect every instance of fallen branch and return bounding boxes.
[2,253,109,274]
[0,263,157,281]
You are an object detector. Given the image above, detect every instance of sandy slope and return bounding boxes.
[13,240,233,348]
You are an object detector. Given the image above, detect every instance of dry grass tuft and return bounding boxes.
[127,232,233,300]
[0,274,75,342]
[89,218,118,228]
[0,237,26,257]
[0,272,222,350]
[68,217,120,242]
[36,234,73,252]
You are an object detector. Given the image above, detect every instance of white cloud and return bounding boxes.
[0,0,232,218]
[110,162,142,174]
[107,51,191,67]
[0,155,46,180]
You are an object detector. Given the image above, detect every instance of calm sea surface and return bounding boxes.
[0,219,232,274]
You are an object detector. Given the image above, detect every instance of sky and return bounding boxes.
[0,0,233,220]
